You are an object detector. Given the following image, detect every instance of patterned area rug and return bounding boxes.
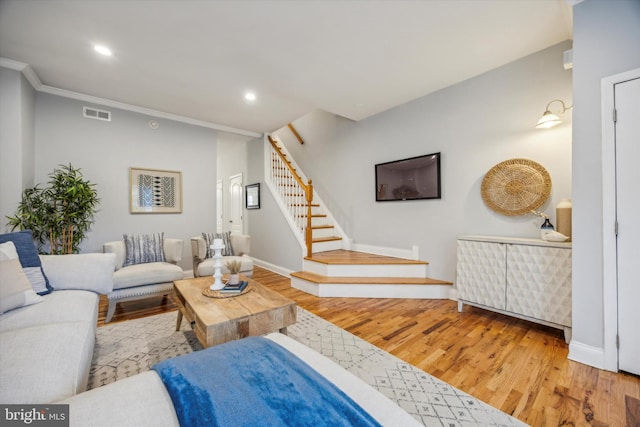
[89,308,525,426]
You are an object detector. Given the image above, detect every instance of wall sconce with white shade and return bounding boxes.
[536,99,573,129]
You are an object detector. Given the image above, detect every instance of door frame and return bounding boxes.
[216,179,223,233]
[601,67,640,372]
[229,173,243,235]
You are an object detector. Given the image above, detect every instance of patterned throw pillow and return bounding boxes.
[123,232,166,267]
[0,230,53,295]
[202,231,234,258]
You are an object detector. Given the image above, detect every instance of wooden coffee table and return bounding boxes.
[173,276,297,348]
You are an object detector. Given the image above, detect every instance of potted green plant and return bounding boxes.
[6,164,99,254]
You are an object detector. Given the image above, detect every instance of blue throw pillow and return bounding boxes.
[0,230,53,295]
[123,232,166,267]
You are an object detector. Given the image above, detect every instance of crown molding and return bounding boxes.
[39,85,262,138]
[0,57,262,138]
[0,58,42,89]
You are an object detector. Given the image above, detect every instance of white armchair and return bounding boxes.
[191,234,253,278]
[102,238,184,323]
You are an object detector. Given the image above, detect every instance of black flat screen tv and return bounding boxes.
[375,152,441,201]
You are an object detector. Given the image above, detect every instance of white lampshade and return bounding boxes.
[536,111,562,129]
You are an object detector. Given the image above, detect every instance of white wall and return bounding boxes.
[246,137,303,272]
[0,68,35,230]
[217,133,250,234]
[270,41,573,283]
[33,93,218,270]
[570,0,640,366]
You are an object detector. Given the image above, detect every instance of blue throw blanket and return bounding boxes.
[152,336,382,427]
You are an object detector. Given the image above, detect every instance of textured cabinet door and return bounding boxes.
[456,240,507,310]
[506,244,572,326]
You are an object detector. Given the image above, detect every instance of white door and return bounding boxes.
[216,179,223,233]
[616,77,640,375]
[229,174,243,235]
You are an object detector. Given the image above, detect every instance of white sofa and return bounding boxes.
[0,253,115,404]
[191,235,253,278]
[0,248,420,425]
[103,238,184,323]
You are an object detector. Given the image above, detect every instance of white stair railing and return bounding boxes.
[264,134,348,256]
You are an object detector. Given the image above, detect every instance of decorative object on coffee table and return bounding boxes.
[201,281,252,299]
[210,238,225,290]
[225,260,242,285]
[481,158,551,216]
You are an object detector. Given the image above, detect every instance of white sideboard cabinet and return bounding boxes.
[456,235,572,341]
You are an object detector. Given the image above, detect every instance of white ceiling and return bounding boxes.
[0,0,573,137]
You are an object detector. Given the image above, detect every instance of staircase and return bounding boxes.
[291,250,452,298]
[266,135,344,255]
[265,134,452,299]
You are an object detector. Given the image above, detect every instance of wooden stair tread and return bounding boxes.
[312,236,342,243]
[306,250,428,265]
[291,271,452,285]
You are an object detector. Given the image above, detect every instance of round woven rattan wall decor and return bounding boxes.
[481,158,552,216]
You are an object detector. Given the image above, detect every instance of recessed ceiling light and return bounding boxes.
[94,45,113,56]
[244,92,257,102]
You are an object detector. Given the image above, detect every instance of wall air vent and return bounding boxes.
[83,106,111,122]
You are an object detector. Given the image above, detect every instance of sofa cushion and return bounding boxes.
[0,242,43,314]
[0,290,98,334]
[196,256,253,277]
[0,321,95,403]
[113,262,184,290]
[0,230,53,295]
[123,232,166,267]
[59,371,180,427]
[40,253,115,294]
[203,231,234,258]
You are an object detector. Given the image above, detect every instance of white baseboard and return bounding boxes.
[251,257,294,277]
[568,340,610,371]
[351,243,418,260]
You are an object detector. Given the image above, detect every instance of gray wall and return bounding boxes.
[0,68,35,228]
[33,93,218,270]
[245,137,303,272]
[217,133,251,234]
[271,41,573,283]
[571,0,640,356]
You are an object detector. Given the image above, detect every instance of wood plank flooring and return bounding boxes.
[98,266,640,427]
[290,270,452,285]
[305,249,428,264]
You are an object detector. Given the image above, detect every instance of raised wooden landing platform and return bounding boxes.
[291,250,452,299]
[305,250,427,265]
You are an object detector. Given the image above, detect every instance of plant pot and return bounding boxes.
[228,274,240,285]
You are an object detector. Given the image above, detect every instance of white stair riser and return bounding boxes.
[312,240,343,252]
[291,277,451,299]
[311,217,329,226]
[312,227,336,239]
[303,260,428,278]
